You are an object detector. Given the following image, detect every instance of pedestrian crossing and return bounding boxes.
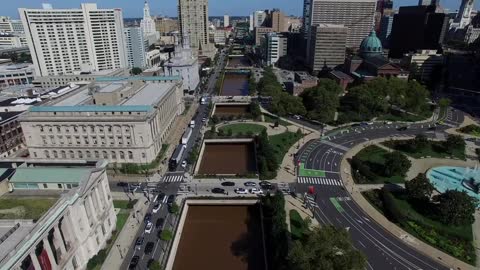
[162,175,184,183]
[297,177,343,186]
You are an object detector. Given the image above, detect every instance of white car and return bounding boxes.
[202,117,207,122]
[152,203,161,213]
[181,160,187,168]
[234,188,248,194]
[249,188,264,195]
[144,222,153,234]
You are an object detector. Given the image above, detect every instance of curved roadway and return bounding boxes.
[295,109,464,270]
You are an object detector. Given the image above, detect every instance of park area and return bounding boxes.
[172,205,265,270]
[218,123,266,136]
[458,124,480,137]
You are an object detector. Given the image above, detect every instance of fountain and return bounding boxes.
[426,166,480,207]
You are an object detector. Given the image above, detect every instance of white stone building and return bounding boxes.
[141,1,156,37]
[0,63,35,87]
[0,160,116,270]
[164,35,200,92]
[20,76,184,164]
[19,3,127,77]
[124,27,147,68]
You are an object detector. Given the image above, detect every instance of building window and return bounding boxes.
[128,151,133,160]
[53,150,58,158]
[33,152,37,158]
[69,150,75,159]
[86,151,92,158]
[61,151,66,159]
[67,184,72,189]
[43,183,48,188]
[119,151,125,159]
[142,152,146,159]
[102,151,108,159]
[94,151,100,158]
[58,184,62,189]
[44,150,50,158]
[111,151,117,159]
[78,151,83,159]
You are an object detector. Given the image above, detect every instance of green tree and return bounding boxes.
[434,190,477,226]
[444,134,465,153]
[169,202,180,215]
[383,151,411,177]
[160,229,173,241]
[130,67,142,75]
[413,134,429,150]
[148,260,162,270]
[405,174,434,202]
[288,226,367,270]
[250,101,261,120]
[438,98,451,108]
[300,79,342,123]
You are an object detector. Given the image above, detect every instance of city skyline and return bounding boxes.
[2,0,479,18]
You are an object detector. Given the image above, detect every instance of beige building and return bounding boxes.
[255,27,274,45]
[156,17,179,34]
[308,24,348,72]
[32,69,128,88]
[178,0,213,55]
[272,10,287,32]
[20,76,184,165]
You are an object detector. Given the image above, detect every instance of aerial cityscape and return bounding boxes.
[0,0,479,270]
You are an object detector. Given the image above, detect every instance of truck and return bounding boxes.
[181,128,193,145]
[169,145,186,171]
[189,120,195,128]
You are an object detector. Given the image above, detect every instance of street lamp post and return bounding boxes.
[116,244,123,259]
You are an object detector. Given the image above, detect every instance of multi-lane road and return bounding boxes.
[295,109,465,270]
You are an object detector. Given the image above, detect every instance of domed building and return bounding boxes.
[341,31,407,81]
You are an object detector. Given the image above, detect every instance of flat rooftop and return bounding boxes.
[0,221,36,263]
[122,83,175,106]
[52,88,91,106]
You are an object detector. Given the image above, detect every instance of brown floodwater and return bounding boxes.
[198,142,257,175]
[214,104,250,117]
[221,73,249,96]
[172,205,265,270]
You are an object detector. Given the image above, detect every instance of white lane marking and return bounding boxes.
[358,240,366,248]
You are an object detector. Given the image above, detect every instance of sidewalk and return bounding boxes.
[340,139,477,270]
[102,195,150,270]
[284,196,319,232]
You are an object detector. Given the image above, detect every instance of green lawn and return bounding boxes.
[113,200,137,209]
[269,131,303,164]
[263,113,290,126]
[352,145,405,184]
[382,140,466,160]
[218,123,266,135]
[377,111,432,122]
[0,198,58,221]
[362,190,475,264]
[290,209,308,240]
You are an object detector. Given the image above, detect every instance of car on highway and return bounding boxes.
[144,242,155,255]
[249,188,264,195]
[155,193,166,203]
[144,213,152,223]
[181,160,187,168]
[145,221,153,234]
[134,237,144,250]
[152,203,161,213]
[384,121,393,125]
[211,187,226,194]
[129,256,139,269]
[167,194,176,206]
[234,188,248,194]
[244,181,256,187]
[259,181,274,190]
[155,218,165,229]
[397,126,408,131]
[221,181,235,187]
[202,117,207,122]
[293,115,301,120]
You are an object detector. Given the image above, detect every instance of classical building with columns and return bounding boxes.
[0,159,116,270]
[19,76,184,165]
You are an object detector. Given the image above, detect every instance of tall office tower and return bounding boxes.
[307,24,348,71]
[141,0,156,36]
[124,27,146,68]
[378,15,394,47]
[224,15,230,27]
[303,0,312,39]
[265,33,288,66]
[178,0,210,52]
[389,5,448,58]
[309,0,377,48]
[19,3,127,77]
[418,0,439,6]
[454,0,475,28]
[253,11,267,28]
[249,14,254,31]
[271,9,287,32]
[375,0,394,31]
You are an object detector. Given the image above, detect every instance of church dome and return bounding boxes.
[360,31,383,57]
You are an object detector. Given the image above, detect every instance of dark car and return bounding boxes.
[397,126,408,131]
[129,256,139,269]
[134,237,144,250]
[428,126,437,131]
[244,181,256,187]
[221,181,235,187]
[155,193,166,203]
[259,181,274,190]
[144,213,152,223]
[116,182,128,187]
[167,194,175,205]
[155,218,165,229]
[144,242,155,255]
[212,188,226,194]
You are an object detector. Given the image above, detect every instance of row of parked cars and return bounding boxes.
[129,193,176,269]
[211,181,275,195]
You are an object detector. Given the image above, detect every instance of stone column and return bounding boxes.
[92,188,104,213]
[29,252,42,270]
[87,195,98,223]
[43,239,59,270]
[53,224,67,258]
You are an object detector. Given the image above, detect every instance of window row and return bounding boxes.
[39,149,137,160]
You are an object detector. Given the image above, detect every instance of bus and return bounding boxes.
[181,128,193,145]
[169,144,186,171]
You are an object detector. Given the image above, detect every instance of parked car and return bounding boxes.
[116,182,128,187]
[144,222,153,234]
[212,187,226,194]
[221,181,235,187]
[167,195,175,205]
[202,117,207,122]
[134,237,144,250]
[155,218,165,229]
[144,213,152,223]
[144,242,155,255]
[244,181,256,187]
[259,181,273,190]
[129,256,139,269]
[234,188,248,194]
[152,203,161,213]
[181,160,187,168]
[397,126,408,131]
[384,121,393,125]
[249,188,264,195]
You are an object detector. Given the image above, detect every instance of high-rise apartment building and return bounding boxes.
[303,0,312,39]
[224,15,230,27]
[141,0,156,36]
[307,24,348,72]
[266,33,288,66]
[124,27,146,68]
[249,14,254,31]
[271,10,287,32]
[253,11,268,28]
[454,0,476,29]
[19,4,127,77]
[178,0,210,52]
[308,0,377,48]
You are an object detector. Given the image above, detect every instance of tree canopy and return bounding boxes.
[405,174,434,202]
[444,134,465,154]
[130,67,142,75]
[300,79,342,123]
[383,151,411,177]
[434,190,477,226]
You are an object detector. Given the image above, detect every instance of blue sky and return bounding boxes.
[4,0,480,18]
